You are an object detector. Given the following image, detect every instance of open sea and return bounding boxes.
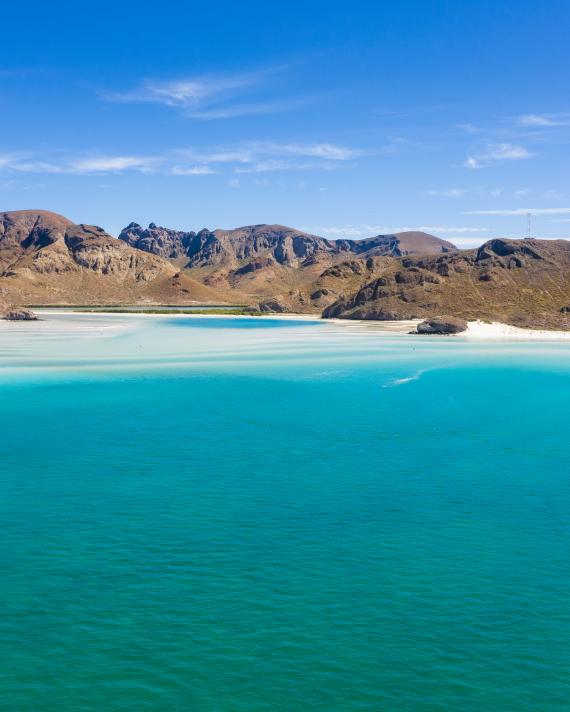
[1,313,570,711]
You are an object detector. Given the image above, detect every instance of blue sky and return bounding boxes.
[1,0,570,246]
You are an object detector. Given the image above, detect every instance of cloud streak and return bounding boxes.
[304,225,488,238]
[427,188,465,197]
[465,143,533,169]
[104,68,308,119]
[465,207,570,216]
[518,113,570,127]
[0,141,361,176]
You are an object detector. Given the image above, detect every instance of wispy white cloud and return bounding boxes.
[174,148,254,164]
[465,156,480,169]
[465,207,570,216]
[465,143,533,169]
[418,226,488,234]
[0,152,25,168]
[188,98,309,119]
[71,156,157,173]
[518,113,570,127]
[0,141,361,176]
[9,161,69,174]
[427,188,465,197]
[10,155,160,175]
[305,225,364,237]
[168,165,215,176]
[234,160,304,174]
[304,225,488,239]
[251,142,359,160]
[229,143,360,173]
[110,75,254,108]
[104,68,308,120]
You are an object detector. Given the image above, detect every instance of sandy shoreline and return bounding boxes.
[26,309,570,341]
[464,320,570,341]
[35,309,323,322]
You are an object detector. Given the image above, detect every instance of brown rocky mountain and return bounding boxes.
[254,256,395,313]
[339,231,457,258]
[118,222,454,301]
[119,222,455,269]
[0,210,231,305]
[3,210,570,331]
[322,238,570,329]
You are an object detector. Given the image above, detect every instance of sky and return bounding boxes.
[1,0,570,246]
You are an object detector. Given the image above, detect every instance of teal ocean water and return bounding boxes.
[1,314,570,711]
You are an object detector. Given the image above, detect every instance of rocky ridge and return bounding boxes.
[2,210,570,330]
[323,238,570,329]
[118,222,454,303]
[119,222,455,269]
[0,210,232,305]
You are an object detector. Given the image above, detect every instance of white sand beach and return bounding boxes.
[7,310,570,341]
[465,320,570,341]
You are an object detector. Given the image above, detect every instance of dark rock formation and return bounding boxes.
[0,298,38,320]
[234,257,275,275]
[258,298,290,313]
[3,307,38,321]
[416,316,467,334]
[118,222,198,263]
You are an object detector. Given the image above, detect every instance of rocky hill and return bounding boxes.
[119,222,454,300]
[338,231,457,258]
[322,238,570,329]
[3,210,570,330]
[119,222,454,268]
[0,210,231,305]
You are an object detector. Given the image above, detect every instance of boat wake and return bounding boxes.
[383,368,429,387]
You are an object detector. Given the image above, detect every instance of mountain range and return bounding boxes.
[1,209,569,329]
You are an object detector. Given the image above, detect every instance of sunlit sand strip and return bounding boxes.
[2,311,134,333]
[34,309,421,334]
[16,310,570,341]
[465,321,570,341]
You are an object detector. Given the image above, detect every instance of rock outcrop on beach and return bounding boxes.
[3,308,38,320]
[0,299,37,320]
[416,316,468,334]
[322,238,570,329]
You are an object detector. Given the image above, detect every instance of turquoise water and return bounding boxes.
[1,315,570,710]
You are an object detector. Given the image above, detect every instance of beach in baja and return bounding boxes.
[2,311,570,711]
[5,1,570,709]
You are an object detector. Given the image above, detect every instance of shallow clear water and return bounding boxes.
[1,315,570,710]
